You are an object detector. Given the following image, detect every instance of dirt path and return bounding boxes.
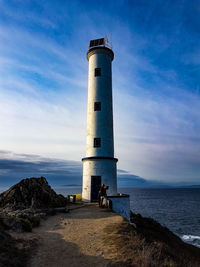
[29,203,123,267]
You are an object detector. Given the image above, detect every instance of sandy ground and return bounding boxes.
[28,203,123,267]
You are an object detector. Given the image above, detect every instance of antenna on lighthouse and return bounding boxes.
[104,35,108,47]
[110,32,112,50]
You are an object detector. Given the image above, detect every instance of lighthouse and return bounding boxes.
[82,38,118,201]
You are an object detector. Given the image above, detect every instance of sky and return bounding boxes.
[0,0,200,187]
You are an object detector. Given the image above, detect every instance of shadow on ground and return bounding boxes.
[67,203,119,220]
[29,226,126,267]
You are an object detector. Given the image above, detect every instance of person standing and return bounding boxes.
[98,184,109,207]
[98,184,105,207]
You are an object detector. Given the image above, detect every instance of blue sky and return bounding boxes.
[0,0,200,186]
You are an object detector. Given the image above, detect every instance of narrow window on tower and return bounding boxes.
[94,102,101,111]
[95,68,101,77]
[94,138,101,147]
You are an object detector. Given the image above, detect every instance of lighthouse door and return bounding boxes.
[91,176,101,201]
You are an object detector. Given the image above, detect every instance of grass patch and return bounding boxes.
[29,216,40,227]
[20,218,32,232]
[0,229,36,267]
[102,216,200,267]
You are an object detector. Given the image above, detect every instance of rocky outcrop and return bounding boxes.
[0,177,67,210]
[0,177,68,233]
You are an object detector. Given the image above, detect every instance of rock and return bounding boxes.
[0,177,69,232]
[0,177,67,210]
[0,177,70,265]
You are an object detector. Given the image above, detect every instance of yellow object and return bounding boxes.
[75,194,82,201]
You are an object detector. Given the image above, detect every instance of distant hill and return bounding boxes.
[176,185,200,188]
[117,174,171,188]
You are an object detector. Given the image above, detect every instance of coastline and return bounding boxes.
[1,184,200,248]
[0,175,200,266]
[1,202,200,267]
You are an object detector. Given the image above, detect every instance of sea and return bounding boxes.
[0,185,199,248]
[54,186,200,248]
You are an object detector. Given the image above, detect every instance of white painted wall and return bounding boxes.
[82,159,117,201]
[82,47,117,201]
[107,196,130,221]
[86,50,114,157]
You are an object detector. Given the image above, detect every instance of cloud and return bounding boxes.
[0,151,82,187]
[117,174,170,188]
[0,150,150,188]
[114,85,200,182]
[117,169,129,174]
[0,150,199,190]
[0,0,200,184]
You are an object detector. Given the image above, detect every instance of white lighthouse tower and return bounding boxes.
[82,38,118,201]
